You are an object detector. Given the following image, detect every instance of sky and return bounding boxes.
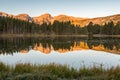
[0,0,120,18]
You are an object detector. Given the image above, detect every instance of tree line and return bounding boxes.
[86,21,120,35]
[0,16,120,35]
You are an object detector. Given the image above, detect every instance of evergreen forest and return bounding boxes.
[0,16,120,35]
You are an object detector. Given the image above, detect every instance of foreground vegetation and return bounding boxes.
[0,62,120,80]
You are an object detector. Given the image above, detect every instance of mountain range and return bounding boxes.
[0,12,120,27]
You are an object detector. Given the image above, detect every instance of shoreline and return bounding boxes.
[0,62,120,80]
[0,34,120,38]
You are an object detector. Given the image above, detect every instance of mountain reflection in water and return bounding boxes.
[0,37,120,55]
[0,37,120,68]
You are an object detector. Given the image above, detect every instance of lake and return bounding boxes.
[0,37,120,69]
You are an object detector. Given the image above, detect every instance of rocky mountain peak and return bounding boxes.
[39,13,52,18]
[15,13,33,22]
[33,13,52,24]
[0,12,8,17]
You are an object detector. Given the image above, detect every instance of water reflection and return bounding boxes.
[0,37,120,55]
[0,50,120,69]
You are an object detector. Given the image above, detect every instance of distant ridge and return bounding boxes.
[0,12,120,27]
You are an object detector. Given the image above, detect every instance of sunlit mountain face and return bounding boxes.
[0,37,120,55]
[1,12,120,27]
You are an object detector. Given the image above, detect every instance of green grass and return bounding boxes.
[0,62,120,80]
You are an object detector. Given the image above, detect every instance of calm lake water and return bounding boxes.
[0,37,120,68]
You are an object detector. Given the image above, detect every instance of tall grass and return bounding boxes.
[0,62,120,80]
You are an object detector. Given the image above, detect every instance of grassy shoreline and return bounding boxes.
[0,34,88,37]
[0,34,120,38]
[0,62,120,80]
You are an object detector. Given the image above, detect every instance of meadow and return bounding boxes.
[0,62,120,80]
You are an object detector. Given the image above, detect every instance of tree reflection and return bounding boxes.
[0,37,120,55]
